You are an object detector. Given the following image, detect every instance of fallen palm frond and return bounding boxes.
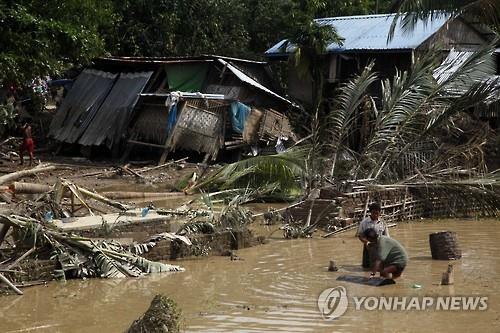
[0,214,184,282]
[192,147,307,194]
[129,233,192,256]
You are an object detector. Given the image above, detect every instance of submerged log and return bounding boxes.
[429,231,462,260]
[127,294,181,333]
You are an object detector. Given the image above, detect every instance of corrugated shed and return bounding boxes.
[266,13,451,55]
[49,70,117,143]
[78,71,153,147]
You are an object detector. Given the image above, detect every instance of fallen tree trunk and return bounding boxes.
[127,294,181,333]
[0,165,57,186]
[101,191,185,200]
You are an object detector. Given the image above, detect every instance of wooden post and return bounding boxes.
[441,264,454,285]
[328,260,338,272]
[158,140,170,165]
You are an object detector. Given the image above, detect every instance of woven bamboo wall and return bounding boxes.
[286,185,494,227]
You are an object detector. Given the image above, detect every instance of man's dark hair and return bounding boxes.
[368,202,381,212]
[363,228,378,241]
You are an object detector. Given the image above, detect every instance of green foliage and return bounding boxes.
[0,102,17,136]
[0,0,395,88]
[0,1,111,85]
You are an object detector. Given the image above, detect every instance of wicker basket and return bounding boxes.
[429,231,462,260]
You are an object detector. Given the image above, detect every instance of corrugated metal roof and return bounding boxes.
[49,70,117,143]
[433,50,474,84]
[78,71,153,147]
[266,13,451,55]
[218,59,293,105]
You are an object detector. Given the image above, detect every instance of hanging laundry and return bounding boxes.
[165,92,181,134]
[230,101,251,134]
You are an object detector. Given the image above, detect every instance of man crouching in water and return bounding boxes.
[364,228,408,280]
[19,120,35,166]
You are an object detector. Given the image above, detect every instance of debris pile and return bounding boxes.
[0,214,184,295]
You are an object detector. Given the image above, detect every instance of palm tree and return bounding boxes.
[327,44,499,181]
[390,0,500,35]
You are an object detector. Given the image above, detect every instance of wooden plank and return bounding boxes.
[336,275,396,287]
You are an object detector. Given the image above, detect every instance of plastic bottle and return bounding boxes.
[44,211,53,223]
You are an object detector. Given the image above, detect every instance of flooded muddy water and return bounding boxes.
[1,219,499,333]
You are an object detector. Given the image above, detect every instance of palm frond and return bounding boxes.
[389,0,500,39]
[327,61,378,176]
[195,147,307,192]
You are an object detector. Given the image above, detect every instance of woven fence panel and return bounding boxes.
[259,108,295,140]
[168,104,223,158]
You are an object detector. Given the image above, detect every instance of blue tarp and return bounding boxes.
[167,104,178,134]
[230,102,251,134]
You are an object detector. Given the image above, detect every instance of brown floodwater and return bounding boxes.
[1,219,499,333]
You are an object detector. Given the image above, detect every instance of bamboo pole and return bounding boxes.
[136,157,189,174]
[77,186,132,211]
[0,273,23,295]
[323,222,359,238]
[101,191,185,200]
